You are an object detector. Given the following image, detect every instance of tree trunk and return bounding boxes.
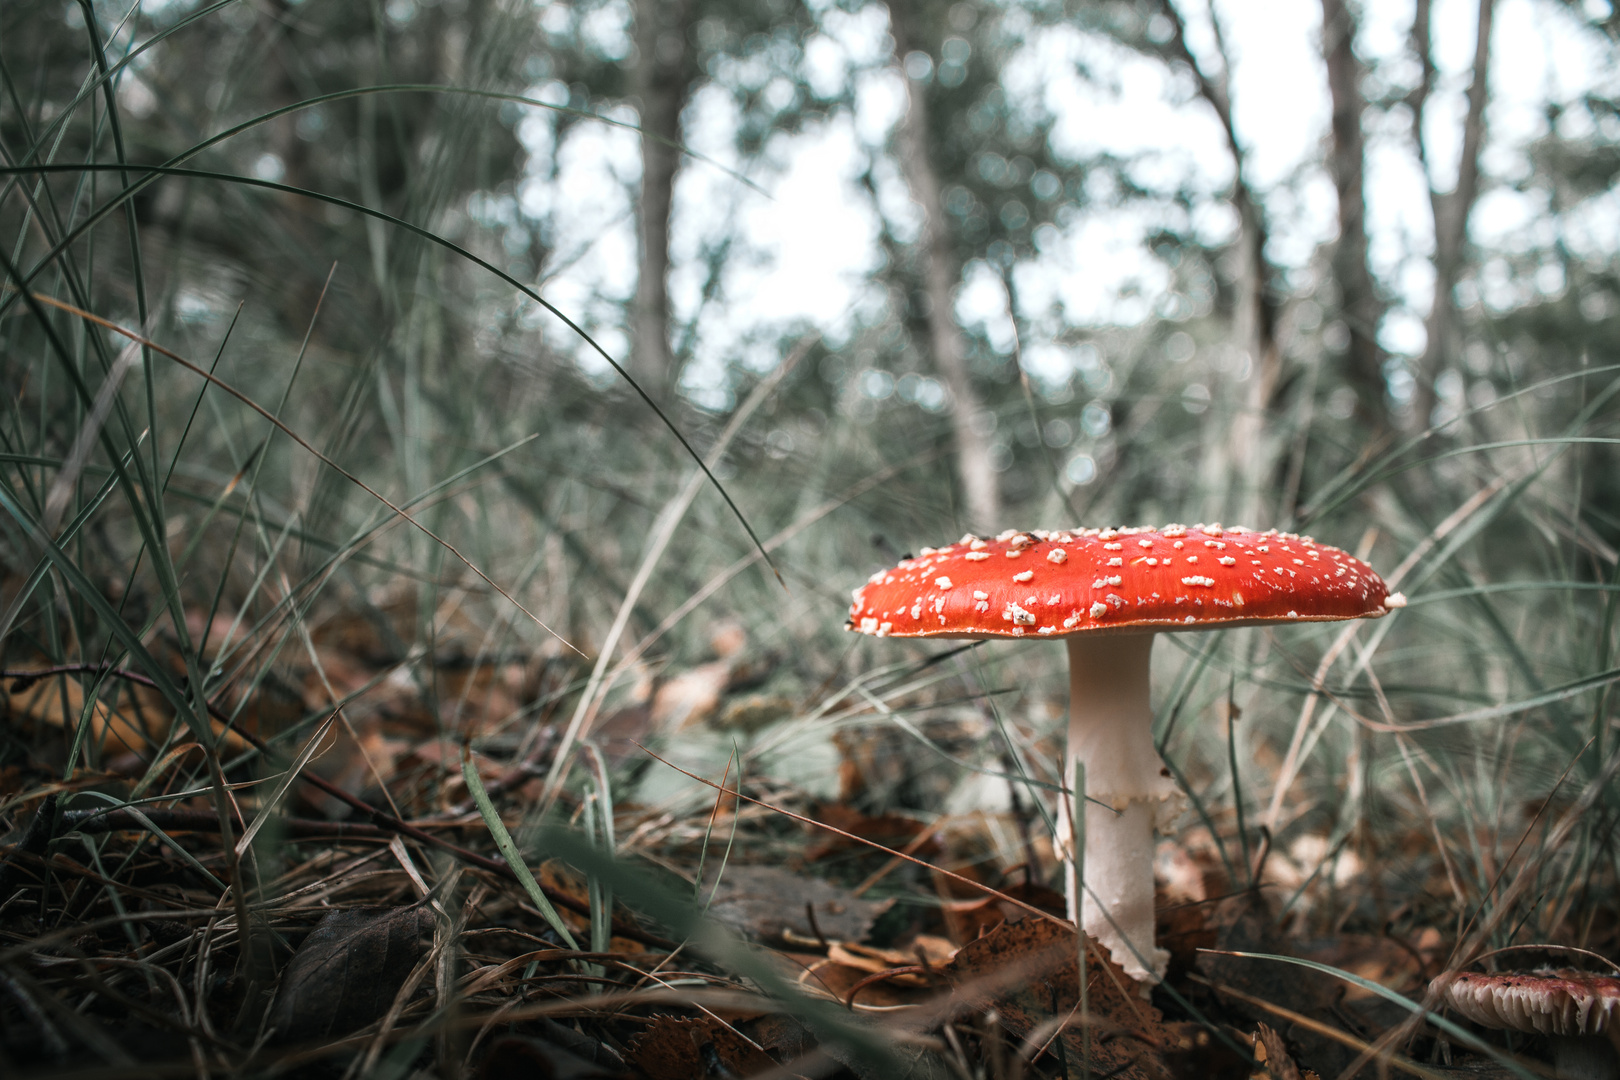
[1413,0,1494,430]
[888,0,1000,534]
[631,0,692,398]
[1321,0,1388,432]
[1158,1,1281,527]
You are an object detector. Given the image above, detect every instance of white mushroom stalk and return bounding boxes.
[1059,633,1179,983]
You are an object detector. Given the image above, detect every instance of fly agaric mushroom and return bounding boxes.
[1438,969,1620,1079]
[846,524,1401,985]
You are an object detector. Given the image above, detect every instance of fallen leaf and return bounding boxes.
[650,661,732,731]
[267,905,434,1042]
[799,936,961,1006]
[803,804,938,863]
[1252,1022,1309,1080]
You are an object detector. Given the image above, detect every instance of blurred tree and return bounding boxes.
[1320,0,1387,433]
[887,0,1001,532]
[1412,0,1495,432]
[875,0,1114,531]
[1148,0,1287,524]
[538,0,831,399]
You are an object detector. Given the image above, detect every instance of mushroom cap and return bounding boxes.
[847,524,1401,640]
[1440,969,1620,1037]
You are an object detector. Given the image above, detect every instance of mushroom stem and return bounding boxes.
[1061,633,1177,985]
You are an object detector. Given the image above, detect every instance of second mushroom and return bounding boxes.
[848,524,1401,985]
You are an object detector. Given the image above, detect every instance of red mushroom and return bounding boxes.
[1439,969,1620,1078]
[847,524,1401,985]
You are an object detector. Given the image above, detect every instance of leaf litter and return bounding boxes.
[2,583,1616,1080]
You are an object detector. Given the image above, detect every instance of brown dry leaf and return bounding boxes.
[798,954,931,1008]
[1297,934,1423,1000]
[626,1015,777,1080]
[704,864,892,944]
[945,917,1174,1080]
[5,668,247,759]
[267,905,434,1042]
[828,934,958,978]
[1251,1022,1319,1080]
[933,878,1066,944]
[650,660,732,731]
[1157,890,1218,979]
[803,804,939,863]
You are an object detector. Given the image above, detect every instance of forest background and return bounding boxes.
[2,0,1619,1075]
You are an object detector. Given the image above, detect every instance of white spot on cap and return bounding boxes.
[1090,601,1109,618]
[868,570,886,584]
[970,538,988,550]
[935,576,953,589]
[973,590,989,600]
[1218,556,1235,566]
[1385,592,1407,609]
[1138,538,1153,548]
[860,617,878,634]
[1108,557,1123,567]
[966,552,989,561]
[1047,548,1068,564]
[1038,626,1056,635]
[877,621,892,636]
[1003,602,1036,626]
[1181,576,1214,587]
[975,600,990,613]
[1145,557,1159,566]
[1286,611,1298,618]
[1103,542,1123,551]
[1013,570,1033,583]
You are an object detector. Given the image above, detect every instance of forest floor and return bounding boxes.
[1,592,1613,1080]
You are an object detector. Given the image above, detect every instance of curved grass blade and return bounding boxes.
[1200,950,1538,1080]
[0,161,783,588]
[13,289,578,655]
[459,742,578,950]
